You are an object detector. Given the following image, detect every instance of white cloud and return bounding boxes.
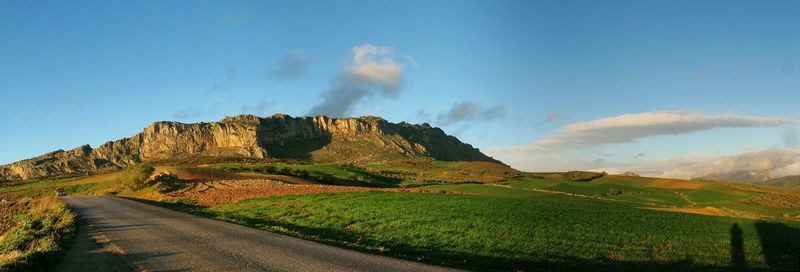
[309,44,409,117]
[532,110,794,152]
[350,44,403,93]
[487,110,798,177]
[661,148,800,179]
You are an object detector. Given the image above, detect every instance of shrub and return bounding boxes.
[556,171,608,182]
[119,164,155,191]
[262,165,278,173]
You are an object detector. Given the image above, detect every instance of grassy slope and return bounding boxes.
[5,165,800,271]
[763,175,800,188]
[497,176,800,219]
[214,160,519,186]
[185,185,800,271]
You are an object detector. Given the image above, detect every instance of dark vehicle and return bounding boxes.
[55,188,66,197]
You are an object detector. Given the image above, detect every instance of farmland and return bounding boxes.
[3,162,800,271]
[180,183,800,271]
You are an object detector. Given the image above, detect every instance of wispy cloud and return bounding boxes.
[784,129,799,147]
[530,110,794,152]
[309,44,409,117]
[240,100,273,116]
[206,66,238,95]
[435,102,506,126]
[268,50,313,81]
[541,112,562,124]
[173,103,221,120]
[488,110,797,176]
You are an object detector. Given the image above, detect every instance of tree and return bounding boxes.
[119,164,155,190]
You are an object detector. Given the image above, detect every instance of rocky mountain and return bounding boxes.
[0,114,502,182]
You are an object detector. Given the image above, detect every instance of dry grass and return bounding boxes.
[165,179,460,206]
[154,166,319,184]
[717,182,800,208]
[0,201,24,235]
[0,196,75,271]
[606,175,708,189]
[643,207,761,218]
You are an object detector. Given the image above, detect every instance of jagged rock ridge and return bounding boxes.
[0,114,502,181]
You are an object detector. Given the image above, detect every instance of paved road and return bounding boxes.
[60,196,458,272]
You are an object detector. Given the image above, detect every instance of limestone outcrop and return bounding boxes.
[0,114,502,181]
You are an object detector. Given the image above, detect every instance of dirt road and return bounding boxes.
[60,196,458,272]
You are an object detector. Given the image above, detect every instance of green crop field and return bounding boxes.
[164,184,800,271]
[5,164,800,271]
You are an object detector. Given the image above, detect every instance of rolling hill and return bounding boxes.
[692,171,800,189]
[763,175,800,189]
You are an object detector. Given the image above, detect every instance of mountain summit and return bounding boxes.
[0,114,501,181]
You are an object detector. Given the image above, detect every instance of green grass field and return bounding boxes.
[5,164,800,271]
[0,178,76,198]
[175,185,800,271]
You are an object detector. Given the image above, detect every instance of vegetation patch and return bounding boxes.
[118,164,155,191]
[551,171,609,182]
[0,196,75,272]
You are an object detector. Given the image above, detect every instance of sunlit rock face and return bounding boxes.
[0,114,500,181]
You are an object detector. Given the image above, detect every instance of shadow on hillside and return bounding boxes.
[257,124,332,160]
[755,221,800,271]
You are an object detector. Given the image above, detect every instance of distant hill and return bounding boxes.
[0,114,502,182]
[691,171,771,183]
[691,171,800,189]
[621,171,640,177]
[763,175,800,189]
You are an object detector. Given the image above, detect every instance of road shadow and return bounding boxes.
[56,218,138,272]
[755,221,800,271]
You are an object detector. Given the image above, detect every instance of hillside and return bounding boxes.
[763,175,800,189]
[691,170,771,183]
[692,171,800,189]
[0,114,502,182]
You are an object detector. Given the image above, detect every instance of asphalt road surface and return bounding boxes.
[60,196,458,272]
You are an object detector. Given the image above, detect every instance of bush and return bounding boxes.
[262,165,278,174]
[556,171,608,182]
[119,164,155,191]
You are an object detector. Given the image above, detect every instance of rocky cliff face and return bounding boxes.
[0,114,501,181]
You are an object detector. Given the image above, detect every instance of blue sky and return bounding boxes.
[1,0,799,178]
